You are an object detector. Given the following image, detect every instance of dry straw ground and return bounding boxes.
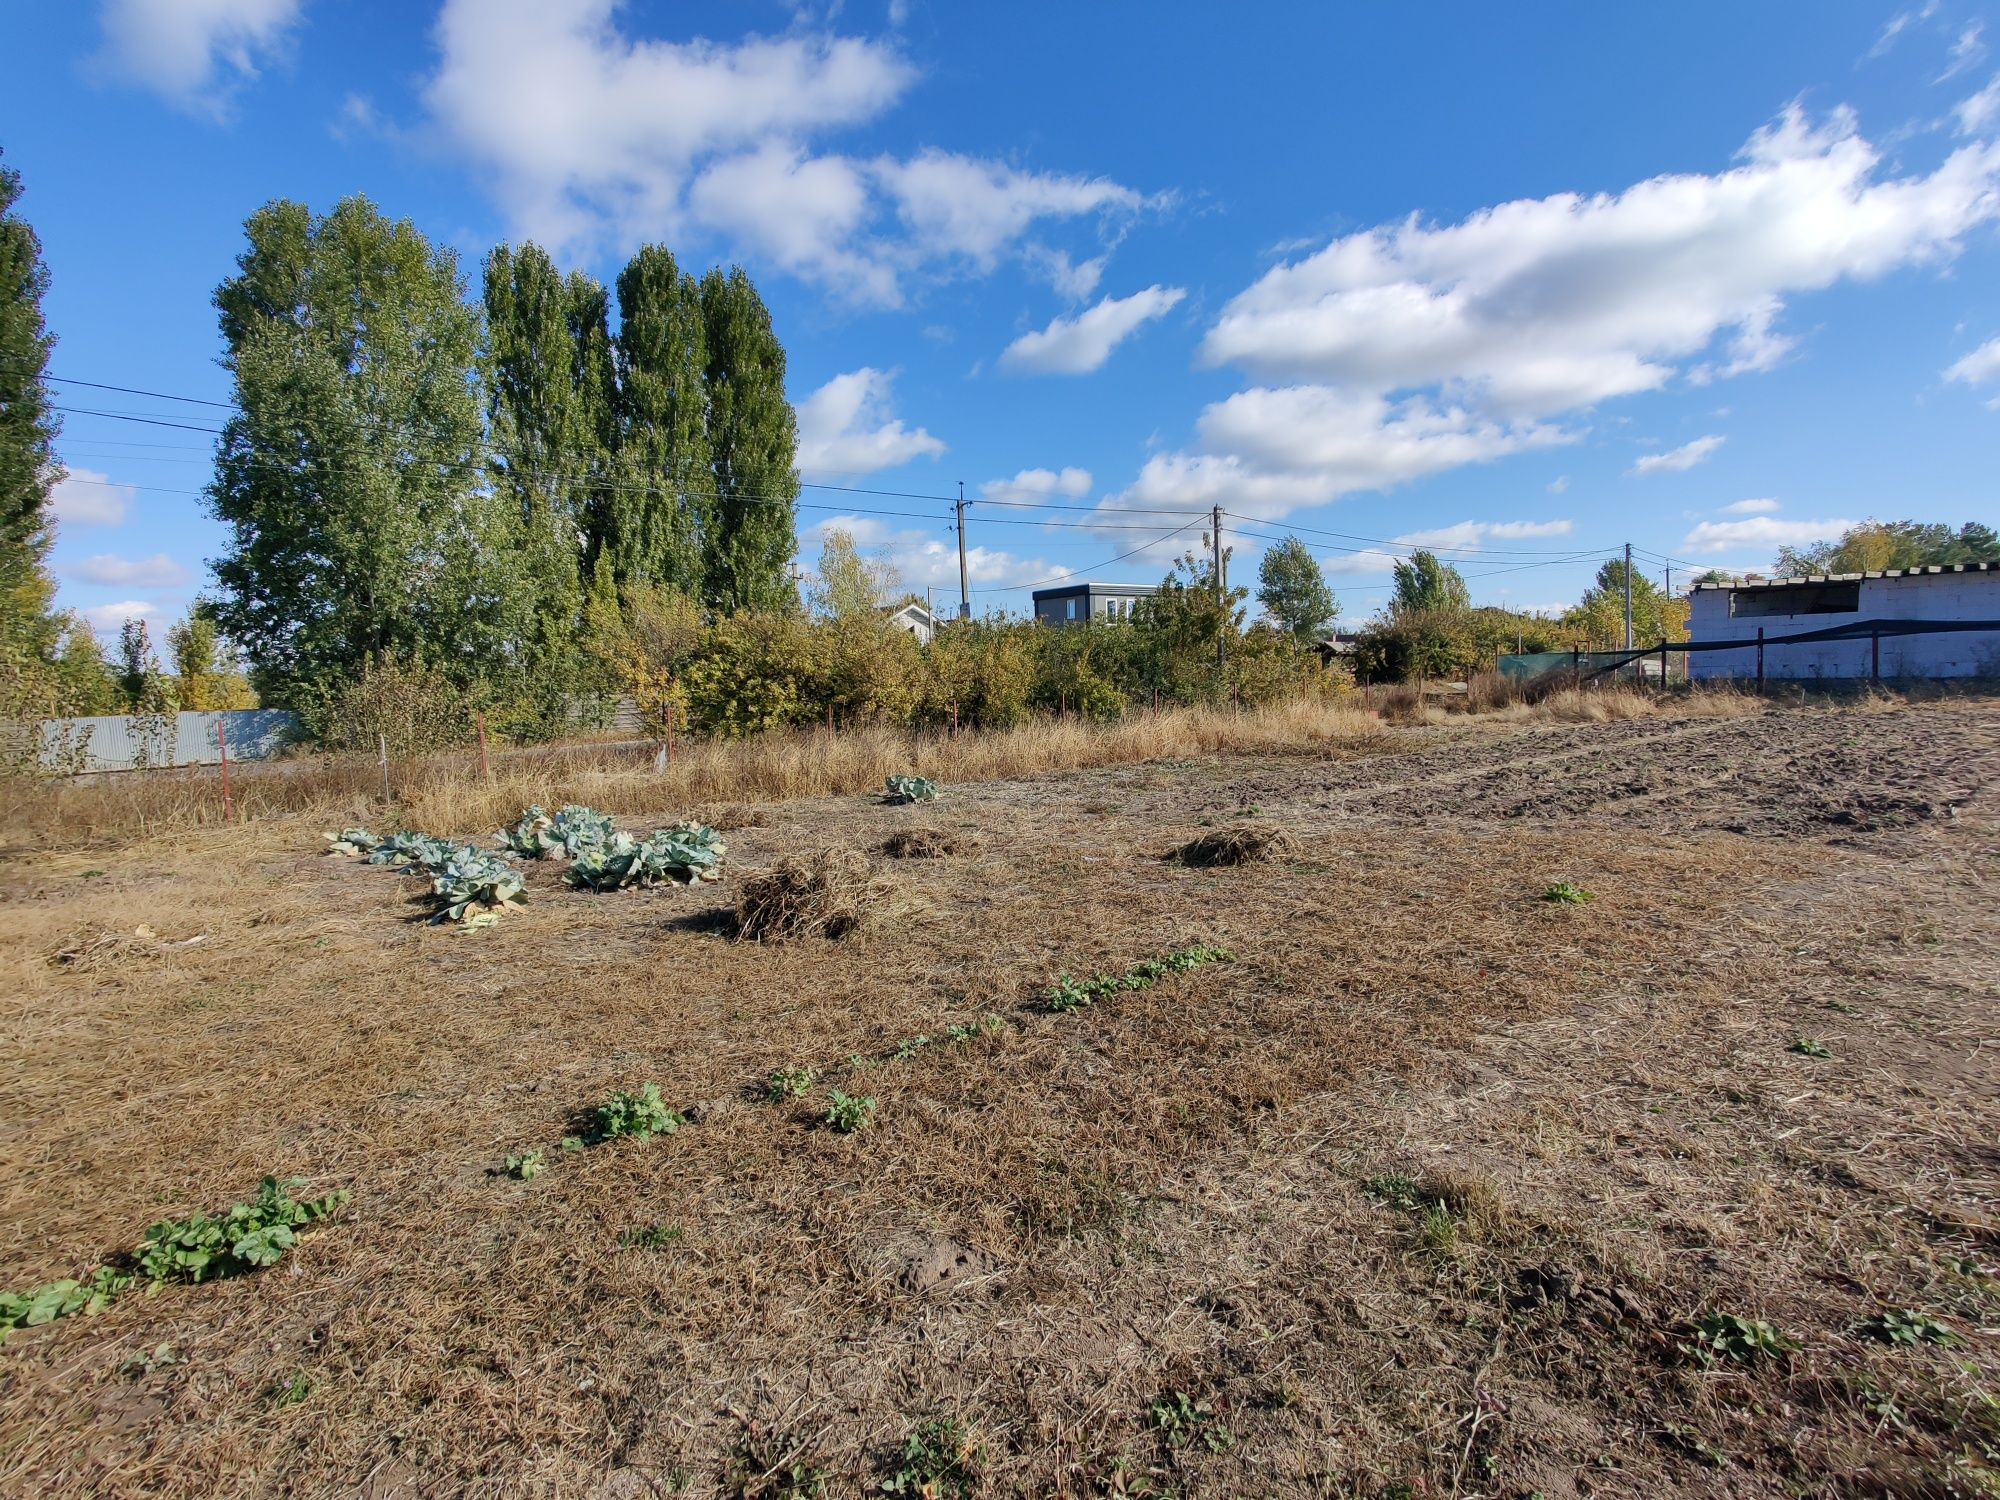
[0,689,1996,1498]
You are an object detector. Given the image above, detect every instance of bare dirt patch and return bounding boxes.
[0,695,1995,1497]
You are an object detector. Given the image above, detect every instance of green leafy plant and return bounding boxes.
[1417,1201,1460,1255]
[1150,1390,1235,1454]
[891,1034,932,1061]
[1790,1037,1832,1059]
[567,823,728,891]
[823,1090,876,1134]
[1689,1311,1796,1365]
[0,1266,134,1342]
[1045,943,1234,1013]
[504,1150,545,1181]
[1541,881,1594,905]
[764,1065,816,1102]
[943,1015,1008,1043]
[366,830,456,870]
[427,846,526,926]
[134,1178,351,1285]
[1363,1174,1421,1212]
[1826,999,1862,1016]
[322,827,380,858]
[1861,1308,1958,1346]
[881,1417,983,1497]
[619,1223,684,1252]
[884,774,940,804]
[499,803,615,860]
[589,1083,685,1144]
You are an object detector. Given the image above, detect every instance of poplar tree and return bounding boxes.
[613,245,710,596]
[206,196,525,707]
[0,148,72,707]
[700,266,799,614]
[483,243,592,678]
[564,270,621,573]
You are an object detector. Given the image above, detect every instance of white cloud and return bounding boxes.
[70,553,191,588]
[1546,474,1570,494]
[422,3,1152,302]
[799,514,1051,591]
[1958,74,2000,135]
[1024,245,1108,301]
[1322,548,1402,576]
[81,600,161,635]
[1630,434,1726,476]
[97,0,301,118]
[1939,22,1987,81]
[1720,497,1781,514]
[1944,334,2000,383]
[49,468,136,528]
[1682,516,1856,554]
[794,368,945,475]
[1199,105,2000,415]
[1396,519,1574,549]
[1000,284,1185,375]
[981,467,1092,500]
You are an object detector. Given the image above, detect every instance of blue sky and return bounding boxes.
[6,0,2000,638]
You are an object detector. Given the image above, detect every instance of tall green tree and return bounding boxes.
[613,245,710,595]
[0,147,74,718]
[700,265,799,613]
[808,527,898,619]
[565,270,621,573]
[206,196,526,709]
[1255,536,1337,642]
[1390,549,1470,614]
[1777,520,2000,576]
[482,242,604,713]
[1561,558,1687,648]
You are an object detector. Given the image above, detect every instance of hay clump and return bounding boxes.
[734,848,870,942]
[1169,824,1299,868]
[880,828,968,859]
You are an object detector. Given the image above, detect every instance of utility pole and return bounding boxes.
[1212,505,1227,675]
[955,481,971,621]
[1622,541,1634,652]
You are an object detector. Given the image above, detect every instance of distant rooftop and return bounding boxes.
[1693,561,2000,591]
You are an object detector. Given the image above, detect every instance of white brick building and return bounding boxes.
[1687,562,2000,681]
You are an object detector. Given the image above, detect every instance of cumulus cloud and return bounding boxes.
[1000,285,1185,374]
[1199,105,2000,413]
[1682,515,1856,554]
[49,469,136,528]
[1546,475,1570,494]
[1720,497,1781,514]
[1959,74,2000,135]
[794,368,945,475]
[1396,519,1575,549]
[1102,102,2000,531]
[1630,434,1726,476]
[1944,334,2000,384]
[799,514,1051,592]
[81,599,161,634]
[422,2,1152,302]
[97,0,301,118]
[70,553,190,588]
[1106,387,1572,523]
[981,467,1092,500]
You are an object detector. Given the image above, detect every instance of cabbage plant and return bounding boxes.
[323,828,381,859]
[499,804,614,859]
[429,846,527,925]
[885,775,939,804]
[567,822,727,891]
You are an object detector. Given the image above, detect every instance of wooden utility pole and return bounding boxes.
[955,482,971,621]
[1212,505,1227,676]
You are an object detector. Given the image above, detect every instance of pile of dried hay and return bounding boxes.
[1168,824,1299,868]
[734,849,870,942]
[879,828,968,859]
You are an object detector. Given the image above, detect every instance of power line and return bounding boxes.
[979,518,1209,594]
[46,375,234,409]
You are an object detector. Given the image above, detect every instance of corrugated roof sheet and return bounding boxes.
[1691,560,2000,591]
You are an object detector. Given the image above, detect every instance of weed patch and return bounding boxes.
[1860,1308,1958,1346]
[588,1084,686,1144]
[1043,943,1233,1014]
[1687,1311,1797,1365]
[1150,1391,1235,1454]
[823,1090,876,1134]
[881,1418,982,1497]
[1541,880,1594,905]
[763,1065,815,1102]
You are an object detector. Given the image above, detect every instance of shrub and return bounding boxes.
[590,1083,685,1143]
[298,653,473,755]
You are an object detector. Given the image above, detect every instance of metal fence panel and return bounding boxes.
[38,710,300,773]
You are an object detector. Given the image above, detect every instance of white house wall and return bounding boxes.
[1688,571,2000,680]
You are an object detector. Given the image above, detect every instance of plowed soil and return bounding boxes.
[2,694,1996,1499]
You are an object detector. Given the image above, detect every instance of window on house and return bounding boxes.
[1065,599,1077,620]
[1730,581,1860,618]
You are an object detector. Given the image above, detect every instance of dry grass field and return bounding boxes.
[1,691,1996,1498]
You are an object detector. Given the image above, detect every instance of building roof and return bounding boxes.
[1030,582,1160,601]
[1692,560,1999,591]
